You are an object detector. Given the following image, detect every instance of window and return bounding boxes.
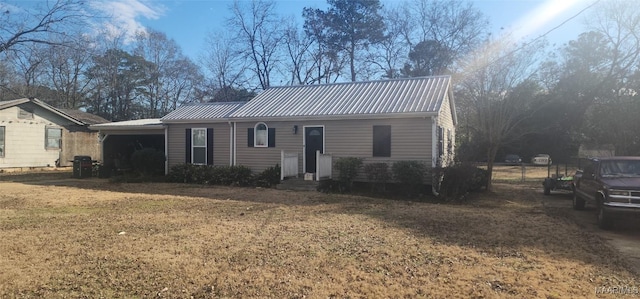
[45,127,62,149]
[0,126,4,158]
[247,123,276,148]
[254,123,268,147]
[192,128,206,164]
[373,125,391,157]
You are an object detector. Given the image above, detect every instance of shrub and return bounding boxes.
[255,165,281,188]
[364,162,391,192]
[223,165,254,186]
[437,163,488,200]
[392,160,427,196]
[167,164,211,184]
[334,157,363,192]
[130,148,165,176]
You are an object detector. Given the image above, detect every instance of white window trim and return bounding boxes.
[254,122,268,148]
[191,128,207,165]
[0,126,4,158]
[45,127,62,150]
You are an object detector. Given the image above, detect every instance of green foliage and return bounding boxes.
[255,165,281,188]
[166,164,254,186]
[334,157,363,192]
[392,161,427,196]
[436,164,488,200]
[364,162,390,192]
[130,148,165,176]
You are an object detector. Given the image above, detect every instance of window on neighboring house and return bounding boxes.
[18,108,33,119]
[0,126,4,158]
[255,123,268,147]
[373,125,391,157]
[45,127,62,149]
[192,128,207,164]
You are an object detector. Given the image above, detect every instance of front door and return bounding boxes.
[304,126,324,173]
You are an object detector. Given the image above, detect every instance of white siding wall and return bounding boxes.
[0,105,74,168]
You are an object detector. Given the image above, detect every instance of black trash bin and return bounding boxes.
[73,155,93,178]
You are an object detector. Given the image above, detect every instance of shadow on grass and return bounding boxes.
[4,172,637,275]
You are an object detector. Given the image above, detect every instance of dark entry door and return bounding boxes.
[305,126,324,173]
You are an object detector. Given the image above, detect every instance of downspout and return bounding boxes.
[233,122,237,166]
[164,125,168,175]
[228,121,234,166]
[431,117,440,196]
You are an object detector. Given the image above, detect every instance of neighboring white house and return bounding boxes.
[0,98,108,169]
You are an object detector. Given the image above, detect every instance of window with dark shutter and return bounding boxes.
[248,125,276,148]
[207,128,214,165]
[373,125,391,157]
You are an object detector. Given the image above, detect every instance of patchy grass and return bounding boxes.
[0,174,636,298]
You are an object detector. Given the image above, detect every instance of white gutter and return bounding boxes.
[233,122,237,166]
[164,126,169,175]
[228,121,234,166]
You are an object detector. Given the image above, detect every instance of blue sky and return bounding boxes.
[91,0,597,61]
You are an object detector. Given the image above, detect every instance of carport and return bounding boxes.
[89,119,166,174]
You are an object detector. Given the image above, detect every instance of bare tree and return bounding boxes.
[367,5,412,79]
[457,38,546,190]
[44,34,95,109]
[227,0,284,89]
[407,0,488,72]
[0,0,85,54]
[202,31,250,94]
[281,17,316,85]
[134,29,202,117]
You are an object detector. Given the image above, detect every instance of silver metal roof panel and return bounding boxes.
[161,101,246,121]
[229,76,451,119]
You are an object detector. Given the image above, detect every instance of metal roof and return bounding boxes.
[89,118,163,131]
[229,76,451,119]
[161,101,246,122]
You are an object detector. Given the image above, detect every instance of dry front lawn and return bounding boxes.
[0,172,637,298]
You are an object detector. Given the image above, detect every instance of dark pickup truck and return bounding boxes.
[573,157,640,229]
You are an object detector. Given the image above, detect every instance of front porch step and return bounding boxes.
[276,178,319,191]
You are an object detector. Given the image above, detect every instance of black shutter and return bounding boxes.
[185,128,192,163]
[247,128,254,147]
[268,128,276,147]
[207,128,214,165]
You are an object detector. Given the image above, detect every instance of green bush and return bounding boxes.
[130,148,165,176]
[364,162,391,192]
[334,157,363,192]
[166,164,254,186]
[255,165,281,188]
[392,160,427,196]
[167,164,211,184]
[437,164,488,200]
[226,165,254,187]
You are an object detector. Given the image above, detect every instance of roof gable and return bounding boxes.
[0,98,85,125]
[229,76,452,119]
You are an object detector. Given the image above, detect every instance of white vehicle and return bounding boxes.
[531,154,552,166]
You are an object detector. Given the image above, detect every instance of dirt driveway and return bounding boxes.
[539,188,640,275]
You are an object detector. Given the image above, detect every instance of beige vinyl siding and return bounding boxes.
[437,94,455,166]
[167,122,231,168]
[235,117,432,175]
